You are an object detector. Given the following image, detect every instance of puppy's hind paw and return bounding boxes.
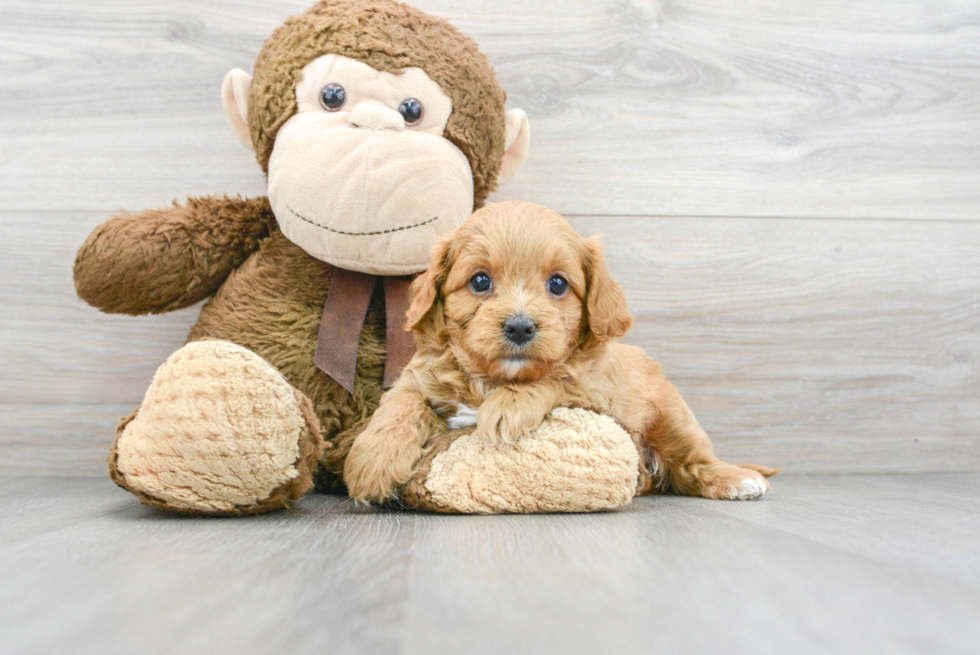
[728,475,769,500]
[697,463,772,501]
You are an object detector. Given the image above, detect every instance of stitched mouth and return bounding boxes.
[287,206,439,237]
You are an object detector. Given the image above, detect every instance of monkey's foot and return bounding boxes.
[109,340,324,515]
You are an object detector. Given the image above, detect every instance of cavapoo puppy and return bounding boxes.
[345,201,777,503]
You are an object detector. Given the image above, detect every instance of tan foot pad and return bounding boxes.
[402,408,639,514]
[110,340,322,515]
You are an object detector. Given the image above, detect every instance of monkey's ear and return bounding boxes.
[405,236,454,332]
[497,108,530,186]
[583,235,633,342]
[221,69,254,151]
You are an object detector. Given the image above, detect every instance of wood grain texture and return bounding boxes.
[1,0,978,476]
[1,474,978,654]
[699,472,980,585]
[0,211,199,474]
[0,0,977,217]
[406,478,980,655]
[571,215,980,473]
[2,211,977,475]
[0,478,415,655]
[0,475,133,546]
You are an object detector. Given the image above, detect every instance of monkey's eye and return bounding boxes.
[319,83,346,112]
[469,272,492,294]
[547,275,569,297]
[398,98,424,125]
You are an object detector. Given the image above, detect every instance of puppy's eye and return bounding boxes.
[398,98,424,125]
[320,83,346,111]
[547,275,568,297]
[469,272,492,294]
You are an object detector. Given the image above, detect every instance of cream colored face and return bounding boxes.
[266,54,474,275]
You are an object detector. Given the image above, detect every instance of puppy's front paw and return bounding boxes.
[344,428,422,504]
[477,392,545,445]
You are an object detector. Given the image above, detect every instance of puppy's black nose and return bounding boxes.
[503,315,537,345]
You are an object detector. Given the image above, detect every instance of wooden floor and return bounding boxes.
[1,473,977,655]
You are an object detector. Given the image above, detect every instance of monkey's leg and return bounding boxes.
[108,340,325,515]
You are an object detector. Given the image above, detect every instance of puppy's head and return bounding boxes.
[406,201,632,382]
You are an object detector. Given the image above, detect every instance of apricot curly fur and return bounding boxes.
[346,202,779,504]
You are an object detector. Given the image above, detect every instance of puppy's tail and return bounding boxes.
[739,463,780,478]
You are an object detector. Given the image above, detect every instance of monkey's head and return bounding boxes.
[221,0,530,276]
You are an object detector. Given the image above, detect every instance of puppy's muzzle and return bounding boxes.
[503,314,537,346]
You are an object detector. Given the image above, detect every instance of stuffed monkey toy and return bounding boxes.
[74,0,640,515]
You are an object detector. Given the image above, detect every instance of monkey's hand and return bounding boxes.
[74,195,271,315]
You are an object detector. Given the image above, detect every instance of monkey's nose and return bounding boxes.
[348,103,405,131]
[503,315,537,346]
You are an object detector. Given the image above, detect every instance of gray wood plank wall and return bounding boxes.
[1,0,978,476]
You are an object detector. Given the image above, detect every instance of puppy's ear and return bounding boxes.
[405,236,454,332]
[583,235,632,341]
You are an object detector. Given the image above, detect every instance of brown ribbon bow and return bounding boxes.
[314,268,416,395]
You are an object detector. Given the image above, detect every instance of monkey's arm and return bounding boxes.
[74,195,273,315]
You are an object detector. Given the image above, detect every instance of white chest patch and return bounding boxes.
[447,403,479,429]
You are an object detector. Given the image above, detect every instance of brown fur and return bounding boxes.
[187,228,387,490]
[74,195,273,315]
[77,200,385,493]
[345,201,778,503]
[74,0,513,503]
[249,0,508,207]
